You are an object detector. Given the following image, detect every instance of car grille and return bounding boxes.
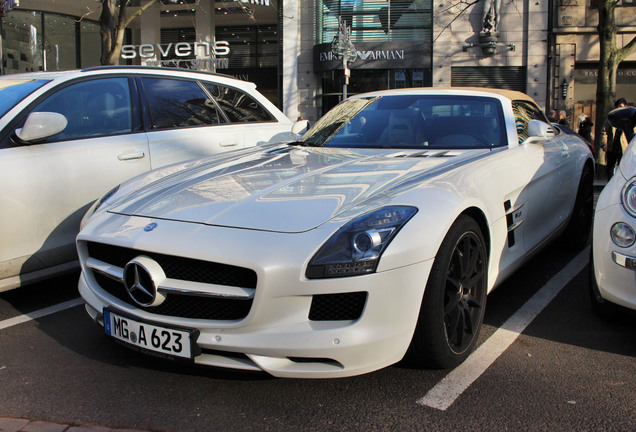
[86,242,257,320]
[309,292,367,321]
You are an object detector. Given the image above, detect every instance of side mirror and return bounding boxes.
[15,112,68,143]
[608,107,636,142]
[525,119,556,143]
[291,119,310,136]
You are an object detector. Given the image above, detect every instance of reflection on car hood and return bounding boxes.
[108,145,490,233]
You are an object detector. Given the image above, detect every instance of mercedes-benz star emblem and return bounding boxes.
[123,256,167,307]
[144,222,158,232]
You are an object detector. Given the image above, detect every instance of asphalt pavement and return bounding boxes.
[0,176,619,432]
[0,416,147,432]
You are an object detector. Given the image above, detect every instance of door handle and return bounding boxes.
[220,141,239,147]
[118,152,146,161]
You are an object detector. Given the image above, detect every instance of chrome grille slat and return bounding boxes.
[85,242,257,320]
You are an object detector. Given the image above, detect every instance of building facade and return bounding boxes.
[297,0,549,119]
[2,0,635,130]
[551,0,636,142]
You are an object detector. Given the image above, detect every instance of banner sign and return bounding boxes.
[240,0,271,5]
[574,68,636,84]
[120,41,230,70]
[314,41,431,71]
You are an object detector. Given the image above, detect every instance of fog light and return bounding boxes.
[611,222,636,248]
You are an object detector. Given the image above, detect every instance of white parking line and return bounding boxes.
[417,247,590,411]
[0,298,83,331]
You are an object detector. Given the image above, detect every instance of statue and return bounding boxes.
[482,0,502,34]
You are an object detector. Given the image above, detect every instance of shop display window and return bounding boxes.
[2,10,44,73]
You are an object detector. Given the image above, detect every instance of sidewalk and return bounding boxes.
[0,418,150,432]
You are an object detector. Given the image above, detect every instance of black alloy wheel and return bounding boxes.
[563,165,594,249]
[444,229,487,354]
[406,215,488,369]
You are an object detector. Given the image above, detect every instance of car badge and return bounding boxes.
[123,256,166,307]
[144,222,158,232]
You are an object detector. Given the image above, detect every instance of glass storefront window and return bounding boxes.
[320,68,431,114]
[2,10,101,74]
[2,10,43,74]
[80,20,101,68]
[44,13,77,71]
[216,26,278,69]
[318,0,432,43]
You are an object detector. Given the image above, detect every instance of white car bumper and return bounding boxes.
[77,215,434,378]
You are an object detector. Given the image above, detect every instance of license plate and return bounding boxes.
[104,309,194,359]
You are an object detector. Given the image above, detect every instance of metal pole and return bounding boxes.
[343,57,347,101]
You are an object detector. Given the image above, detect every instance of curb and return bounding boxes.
[0,418,149,432]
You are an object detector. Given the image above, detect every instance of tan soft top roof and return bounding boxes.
[441,87,536,102]
[351,87,537,103]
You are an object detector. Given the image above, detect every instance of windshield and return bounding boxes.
[300,94,507,150]
[0,79,49,118]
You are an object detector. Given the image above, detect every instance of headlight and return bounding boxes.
[306,206,417,279]
[611,222,636,248]
[621,176,636,218]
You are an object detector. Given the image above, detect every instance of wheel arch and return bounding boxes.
[459,206,491,260]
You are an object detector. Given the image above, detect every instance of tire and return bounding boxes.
[405,215,488,369]
[563,164,594,249]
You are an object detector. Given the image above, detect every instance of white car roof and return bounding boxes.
[0,66,259,91]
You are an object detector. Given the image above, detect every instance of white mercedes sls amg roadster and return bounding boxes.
[77,88,594,378]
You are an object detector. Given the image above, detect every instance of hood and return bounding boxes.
[108,145,489,233]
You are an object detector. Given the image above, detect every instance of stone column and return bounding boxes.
[282,0,300,120]
[139,1,160,66]
[195,0,216,71]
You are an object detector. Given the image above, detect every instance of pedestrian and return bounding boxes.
[547,109,558,123]
[558,110,570,128]
[577,113,593,144]
[601,98,631,180]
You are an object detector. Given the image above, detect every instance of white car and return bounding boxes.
[0,66,299,292]
[590,107,636,314]
[77,88,594,378]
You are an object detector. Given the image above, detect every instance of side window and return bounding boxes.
[141,78,223,129]
[511,101,548,144]
[202,83,275,123]
[30,78,132,142]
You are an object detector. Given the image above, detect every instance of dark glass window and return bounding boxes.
[80,20,101,68]
[0,80,49,117]
[30,78,132,142]
[202,83,275,123]
[215,26,279,69]
[2,10,44,74]
[318,0,432,43]
[44,13,77,71]
[142,78,223,129]
[302,94,506,149]
[590,0,635,7]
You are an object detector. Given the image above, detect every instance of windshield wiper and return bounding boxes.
[288,140,320,147]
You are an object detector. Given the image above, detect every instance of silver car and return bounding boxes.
[0,66,299,291]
